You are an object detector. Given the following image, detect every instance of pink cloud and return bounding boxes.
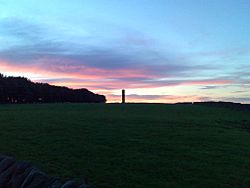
[0,59,233,92]
[0,59,237,103]
[0,59,156,80]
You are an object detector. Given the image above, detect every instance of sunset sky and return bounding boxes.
[0,0,250,103]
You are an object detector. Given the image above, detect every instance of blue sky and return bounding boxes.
[0,0,249,103]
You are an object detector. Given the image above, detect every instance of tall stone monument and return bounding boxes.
[122,89,125,103]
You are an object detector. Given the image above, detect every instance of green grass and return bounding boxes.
[0,103,250,188]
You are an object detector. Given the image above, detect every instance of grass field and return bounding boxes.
[0,103,250,188]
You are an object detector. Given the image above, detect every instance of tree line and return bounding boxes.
[0,73,106,103]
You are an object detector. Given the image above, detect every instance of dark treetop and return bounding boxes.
[0,73,106,104]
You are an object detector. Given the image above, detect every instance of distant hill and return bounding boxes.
[193,101,250,111]
[0,73,106,103]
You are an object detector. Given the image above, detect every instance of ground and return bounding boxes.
[0,103,250,188]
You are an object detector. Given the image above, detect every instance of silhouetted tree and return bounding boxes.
[0,74,106,104]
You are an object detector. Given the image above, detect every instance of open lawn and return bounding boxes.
[0,103,250,188]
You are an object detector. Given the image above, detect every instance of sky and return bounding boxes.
[0,0,250,103]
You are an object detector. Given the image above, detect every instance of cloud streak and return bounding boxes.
[0,18,219,83]
[0,17,246,103]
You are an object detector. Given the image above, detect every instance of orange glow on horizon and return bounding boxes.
[0,60,236,103]
[105,94,210,103]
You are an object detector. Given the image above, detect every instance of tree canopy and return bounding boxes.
[0,74,106,103]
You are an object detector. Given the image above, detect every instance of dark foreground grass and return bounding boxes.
[0,103,250,188]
